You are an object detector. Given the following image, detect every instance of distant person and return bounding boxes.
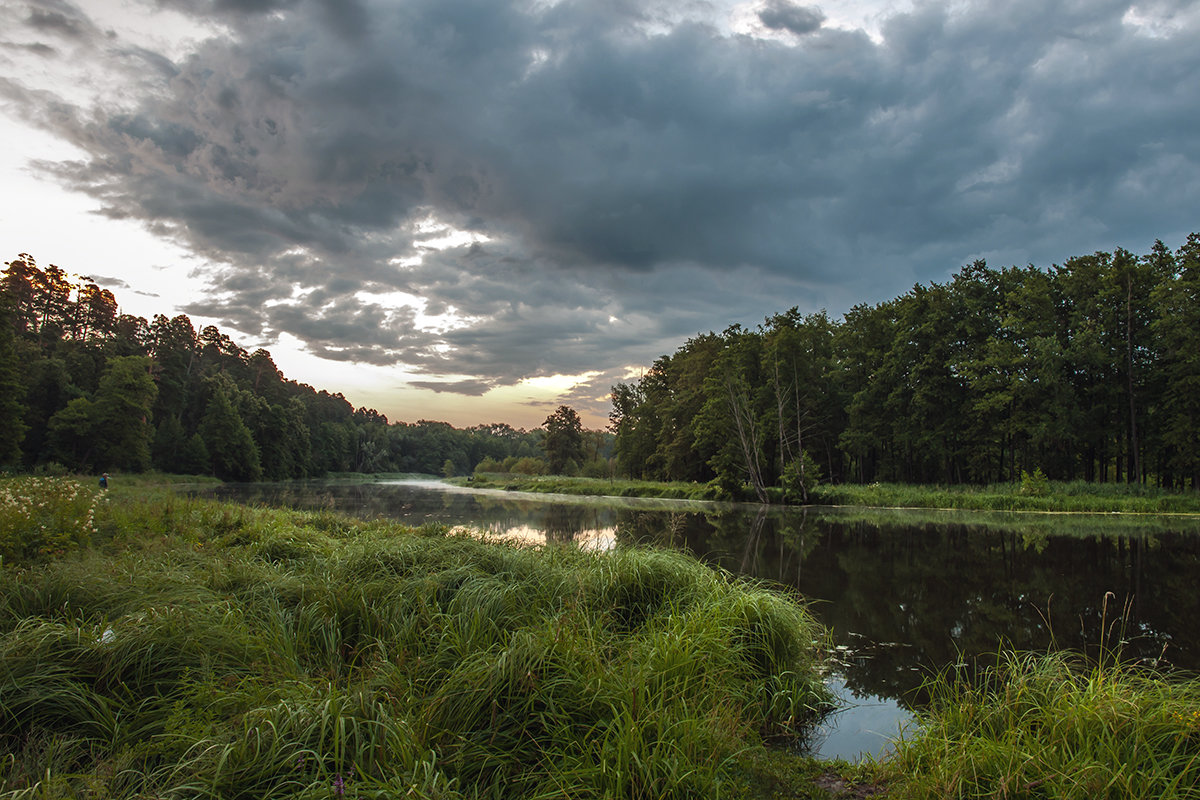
[99,473,109,489]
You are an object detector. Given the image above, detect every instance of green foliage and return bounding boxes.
[0,477,101,563]
[509,456,548,475]
[1020,466,1050,497]
[809,479,1200,513]
[880,651,1200,799]
[0,493,833,798]
[464,473,727,502]
[472,456,502,475]
[91,355,157,471]
[610,234,1200,494]
[0,300,26,468]
[2,254,559,479]
[540,405,585,474]
[199,380,263,481]
[580,457,610,478]
[781,450,822,504]
[46,396,95,468]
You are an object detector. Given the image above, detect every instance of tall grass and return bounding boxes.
[464,472,1200,513]
[879,649,1200,799]
[0,494,832,798]
[812,479,1200,514]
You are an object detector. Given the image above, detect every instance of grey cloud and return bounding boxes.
[20,0,105,45]
[87,274,132,290]
[27,8,86,38]
[7,41,58,56]
[409,379,495,396]
[6,0,1200,396]
[154,0,298,18]
[757,1,825,35]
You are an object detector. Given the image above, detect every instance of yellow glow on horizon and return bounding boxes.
[518,371,603,394]
[252,335,611,429]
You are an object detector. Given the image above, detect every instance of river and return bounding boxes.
[200,476,1200,760]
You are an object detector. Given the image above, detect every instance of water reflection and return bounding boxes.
[810,676,911,762]
[200,479,1200,708]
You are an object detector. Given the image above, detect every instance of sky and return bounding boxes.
[2,0,1198,430]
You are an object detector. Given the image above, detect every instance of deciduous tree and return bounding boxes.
[541,405,585,475]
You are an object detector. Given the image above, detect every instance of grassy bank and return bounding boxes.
[464,473,1200,514]
[0,477,835,799]
[878,650,1200,799]
[8,476,1200,799]
[464,473,727,502]
[812,479,1200,514]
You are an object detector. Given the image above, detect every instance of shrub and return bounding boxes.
[510,457,547,475]
[580,458,610,479]
[1020,467,1050,497]
[473,457,502,475]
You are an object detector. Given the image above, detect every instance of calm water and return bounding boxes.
[201,477,1200,759]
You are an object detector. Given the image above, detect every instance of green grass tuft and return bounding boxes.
[878,650,1200,799]
[0,490,833,798]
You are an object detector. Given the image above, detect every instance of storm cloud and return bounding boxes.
[757,1,825,35]
[4,0,1200,395]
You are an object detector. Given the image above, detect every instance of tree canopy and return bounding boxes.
[0,254,552,478]
[541,405,585,474]
[610,235,1200,494]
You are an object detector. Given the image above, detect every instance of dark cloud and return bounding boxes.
[757,1,825,35]
[20,1,104,44]
[409,379,495,396]
[26,8,86,38]
[8,41,58,56]
[5,0,1200,396]
[86,274,132,290]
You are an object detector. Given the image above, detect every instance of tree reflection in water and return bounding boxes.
[202,479,1200,709]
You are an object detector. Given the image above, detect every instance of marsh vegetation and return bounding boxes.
[5,476,1200,798]
[0,477,832,798]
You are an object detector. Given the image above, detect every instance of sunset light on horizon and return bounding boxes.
[3,0,1198,430]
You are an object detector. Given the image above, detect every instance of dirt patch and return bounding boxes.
[813,771,888,798]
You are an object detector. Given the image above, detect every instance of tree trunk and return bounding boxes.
[1125,276,1143,484]
[726,378,768,503]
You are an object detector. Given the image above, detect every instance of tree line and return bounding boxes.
[610,234,1200,496]
[0,254,562,479]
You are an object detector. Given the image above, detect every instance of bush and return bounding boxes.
[1020,467,1050,497]
[510,456,547,475]
[473,457,502,475]
[580,458,610,479]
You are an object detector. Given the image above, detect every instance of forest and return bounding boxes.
[4,232,1199,495]
[0,254,552,479]
[610,234,1200,497]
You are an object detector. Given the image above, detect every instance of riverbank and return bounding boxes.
[462,472,1200,514]
[0,476,844,798]
[877,649,1200,798]
[5,476,1200,799]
